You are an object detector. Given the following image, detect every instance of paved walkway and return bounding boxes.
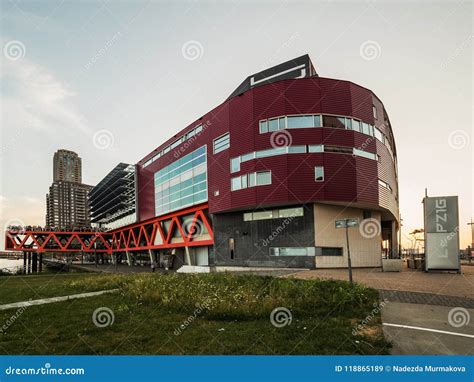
[0,289,118,311]
[289,266,474,299]
[382,302,474,355]
[379,289,474,308]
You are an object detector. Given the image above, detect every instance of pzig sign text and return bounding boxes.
[434,199,448,233]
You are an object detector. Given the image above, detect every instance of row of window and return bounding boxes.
[258,114,394,159]
[268,246,343,257]
[230,144,377,173]
[144,124,205,167]
[213,133,230,154]
[231,171,271,191]
[154,146,208,216]
[243,207,304,221]
[154,146,206,186]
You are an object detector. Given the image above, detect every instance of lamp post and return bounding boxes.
[335,218,359,284]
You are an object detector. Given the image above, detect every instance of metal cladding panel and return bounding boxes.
[254,156,289,207]
[284,78,322,115]
[319,78,352,116]
[208,103,232,213]
[354,132,377,153]
[376,141,398,219]
[229,91,255,155]
[253,81,286,121]
[322,153,358,202]
[355,157,378,204]
[287,154,325,201]
[350,83,374,123]
[321,128,355,147]
[136,168,155,221]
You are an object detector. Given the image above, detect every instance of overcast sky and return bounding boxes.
[0,0,472,249]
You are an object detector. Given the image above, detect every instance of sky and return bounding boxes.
[0,0,472,250]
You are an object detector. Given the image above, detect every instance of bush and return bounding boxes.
[70,273,379,320]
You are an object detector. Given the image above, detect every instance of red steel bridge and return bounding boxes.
[5,204,213,255]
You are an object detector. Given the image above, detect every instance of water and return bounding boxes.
[0,258,23,273]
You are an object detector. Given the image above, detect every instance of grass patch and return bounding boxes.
[0,273,107,304]
[0,273,390,355]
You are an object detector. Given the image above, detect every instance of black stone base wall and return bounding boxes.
[212,205,315,269]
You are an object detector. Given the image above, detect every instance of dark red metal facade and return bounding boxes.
[137,77,398,221]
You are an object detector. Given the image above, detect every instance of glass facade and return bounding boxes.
[154,146,207,216]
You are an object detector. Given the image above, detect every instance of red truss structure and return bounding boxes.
[5,204,213,254]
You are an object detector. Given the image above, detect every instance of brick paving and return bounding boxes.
[379,289,474,308]
[289,264,474,300]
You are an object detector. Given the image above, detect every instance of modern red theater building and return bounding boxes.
[135,55,399,269]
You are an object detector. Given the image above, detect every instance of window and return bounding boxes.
[270,247,316,256]
[163,146,170,154]
[259,120,268,134]
[278,207,304,218]
[287,115,314,129]
[231,157,240,173]
[314,115,322,127]
[252,211,273,220]
[373,105,377,119]
[352,119,361,132]
[325,145,352,154]
[268,118,279,132]
[323,115,345,129]
[318,247,343,256]
[374,127,383,142]
[170,137,182,149]
[361,122,370,135]
[243,212,253,221]
[186,129,196,139]
[363,210,372,219]
[144,159,153,167]
[308,145,323,153]
[213,133,230,154]
[248,172,256,187]
[315,166,324,182]
[231,176,244,191]
[256,171,271,186]
[287,145,306,154]
[353,148,376,160]
[279,117,286,129]
[241,152,254,162]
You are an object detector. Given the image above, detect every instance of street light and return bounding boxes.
[335,218,359,284]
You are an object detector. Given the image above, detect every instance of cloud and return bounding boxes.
[1,49,90,135]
